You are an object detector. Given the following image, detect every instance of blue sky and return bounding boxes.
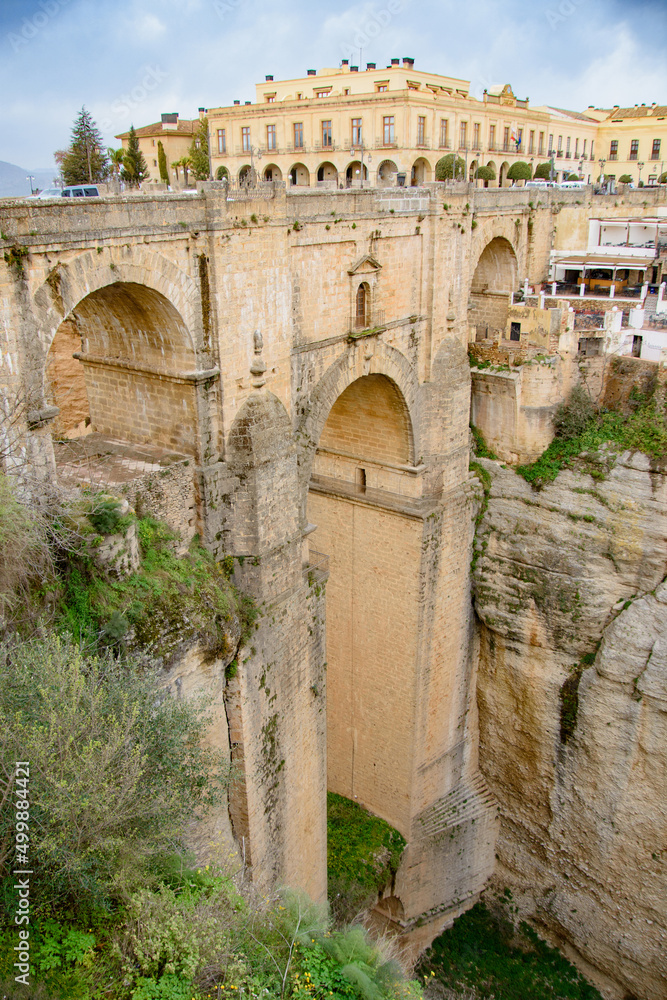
[1,0,666,169]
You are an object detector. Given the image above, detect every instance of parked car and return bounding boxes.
[61,185,100,198]
[31,187,64,199]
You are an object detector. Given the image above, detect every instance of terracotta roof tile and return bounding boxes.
[115,120,199,140]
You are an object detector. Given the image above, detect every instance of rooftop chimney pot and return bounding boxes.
[350,65,358,72]
[391,58,399,66]
[402,57,414,66]
[265,74,273,81]
[233,100,240,105]
[307,69,316,76]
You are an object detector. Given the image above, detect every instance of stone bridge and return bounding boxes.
[0,183,566,945]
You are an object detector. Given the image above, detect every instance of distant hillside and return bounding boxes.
[0,160,58,197]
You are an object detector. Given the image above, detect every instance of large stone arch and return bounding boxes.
[467,234,519,342]
[296,340,420,511]
[32,246,200,357]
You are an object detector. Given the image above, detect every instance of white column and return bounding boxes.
[609,284,615,298]
[579,282,585,297]
[552,282,557,296]
[641,282,649,303]
[539,291,546,309]
[657,281,666,314]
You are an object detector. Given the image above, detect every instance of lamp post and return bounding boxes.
[249,145,262,184]
[26,175,35,194]
[350,141,371,187]
[637,161,645,186]
[598,158,606,187]
[548,148,556,183]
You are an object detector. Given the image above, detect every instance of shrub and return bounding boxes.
[567,173,580,181]
[476,165,496,182]
[0,473,52,630]
[618,174,633,184]
[435,154,465,181]
[553,385,596,439]
[216,165,229,181]
[533,162,553,180]
[507,161,532,182]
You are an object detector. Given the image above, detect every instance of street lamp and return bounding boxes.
[598,158,606,187]
[637,161,645,186]
[248,145,262,184]
[349,142,371,187]
[26,175,35,194]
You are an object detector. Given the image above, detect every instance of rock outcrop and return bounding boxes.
[472,451,667,999]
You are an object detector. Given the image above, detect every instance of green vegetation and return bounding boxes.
[476,165,495,183]
[157,140,169,184]
[121,125,150,187]
[62,107,109,185]
[507,161,532,182]
[419,901,602,999]
[517,382,667,489]
[560,651,597,743]
[470,425,498,461]
[215,165,230,180]
[435,154,466,181]
[189,117,210,181]
[533,162,553,180]
[327,793,406,924]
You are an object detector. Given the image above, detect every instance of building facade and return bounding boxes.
[595,104,667,187]
[116,112,202,185]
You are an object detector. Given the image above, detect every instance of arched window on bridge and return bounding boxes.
[355,282,370,329]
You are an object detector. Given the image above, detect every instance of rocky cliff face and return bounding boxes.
[472,451,667,1000]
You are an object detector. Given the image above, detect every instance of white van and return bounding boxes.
[61,185,100,198]
[559,180,587,189]
[525,180,556,189]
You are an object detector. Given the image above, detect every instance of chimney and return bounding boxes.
[391,58,399,66]
[161,112,179,130]
[244,100,251,105]
[233,100,240,105]
[366,62,376,70]
[198,107,206,119]
[350,65,358,72]
[265,74,273,81]
[402,57,414,68]
[342,59,349,66]
[307,69,316,76]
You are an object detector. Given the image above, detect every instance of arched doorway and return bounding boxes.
[467,237,518,342]
[316,162,338,185]
[345,161,368,186]
[45,282,199,480]
[469,160,478,182]
[239,164,253,184]
[499,161,510,187]
[377,159,398,187]
[411,157,430,186]
[289,163,310,186]
[263,163,282,182]
[307,373,417,832]
[486,161,497,187]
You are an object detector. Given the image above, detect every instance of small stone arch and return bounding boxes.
[239,164,253,184]
[499,161,510,187]
[316,161,338,185]
[469,159,478,182]
[263,163,282,182]
[289,163,310,186]
[411,157,431,186]
[377,159,398,186]
[467,236,518,342]
[345,160,368,186]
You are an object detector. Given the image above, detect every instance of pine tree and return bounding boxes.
[62,107,109,185]
[121,125,150,188]
[157,140,169,184]
[189,117,210,181]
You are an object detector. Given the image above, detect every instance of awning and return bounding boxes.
[551,252,655,268]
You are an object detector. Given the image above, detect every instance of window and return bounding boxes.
[152,139,155,146]
[344,88,350,96]
[417,116,426,145]
[440,119,449,147]
[316,90,330,98]
[590,140,594,158]
[460,121,468,148]
[548,133,554,153]
[583,138,587,156]
[383,116,395,144]
[267,124,276,150]
[217,128,226,154]
[503,126,510,150]
[153,159,157,166]
[609,139,618,160]
[557,135,563,153]
[321,120,332,147]
[293,122,304,148]
[241,126,250,152]
[629,139,639,160]
[355,283,370,329]
[566,136,571,156]
[651,138,661,159]
[376,84,388,92]
[574,137,579,158]
[266,96,275,103]
[351,118,362,145]
[538,131,544,155]
[529,130,535,154]
[473,122,480,148]
[489,124,496,149]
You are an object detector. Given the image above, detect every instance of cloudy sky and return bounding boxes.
[1,0,666,170]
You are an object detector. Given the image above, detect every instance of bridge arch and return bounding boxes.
[467,235,518,342]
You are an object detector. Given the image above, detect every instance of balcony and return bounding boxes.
[313,141,336,152]
[348,309,386,335]
[650,152,661,160]
[375,138,399,149]
[629,153,638,161]
[438,140,451,150]
[609,153,618,161]
[416,138,431,149]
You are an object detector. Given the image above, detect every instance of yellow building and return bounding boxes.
[116,112,203,186]
[593,104,667,186]
[207,60,600,188]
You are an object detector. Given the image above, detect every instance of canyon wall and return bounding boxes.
[473,451,667,998]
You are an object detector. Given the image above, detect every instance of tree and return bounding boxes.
[566,172,580,181]
[157,140,169,184]
[507,161,532,182]
[62,107,109,185]
[173,156,192,186]
[435,153,466,181]
[660,172,667,184]
[476,165,496,183]
[107,146,124,178]
[189,117,210,181]
[534,162,553,180]
[618,174,633,184]
[215,165,229,180]
[121,125,149,187]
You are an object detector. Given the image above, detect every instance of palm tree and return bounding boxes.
[172,157,192,187]
[107,147,124,177]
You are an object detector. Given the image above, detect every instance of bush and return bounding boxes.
[435,154,465,181]
[476,165,496,182]
[553,385,596,439]
[533,162,553,180]
[507,161,532,182]
[618,174,633,184]
[567,173,580,181]
[216,165,229,180]
[0,633,230,915]
[0,473,52,630]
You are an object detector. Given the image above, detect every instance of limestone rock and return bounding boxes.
[473,453,667,1000]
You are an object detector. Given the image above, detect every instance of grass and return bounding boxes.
[470,425,498,461]
[517,389,667,490]
[419,902,602,1000]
